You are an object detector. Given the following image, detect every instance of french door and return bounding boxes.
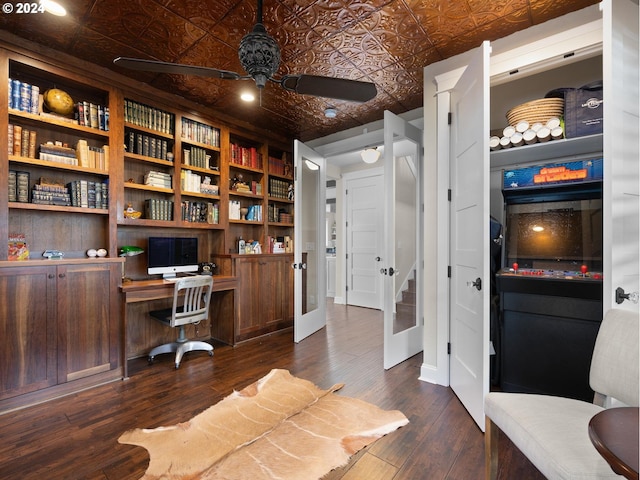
[382,111,424,369]
[293,140,326,342]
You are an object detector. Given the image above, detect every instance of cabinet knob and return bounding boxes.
[48,274,55,279]
[58,273,66,279]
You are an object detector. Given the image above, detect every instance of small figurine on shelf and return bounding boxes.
[287,183,294,201]
[124,203,141,219]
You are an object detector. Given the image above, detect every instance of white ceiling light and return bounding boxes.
[324,107,337,118]
[240,91,255,102]
[40,0,67,16]
[360,147,380,164]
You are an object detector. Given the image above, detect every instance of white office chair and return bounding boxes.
[148,276,214,369]
[484,308,639,479]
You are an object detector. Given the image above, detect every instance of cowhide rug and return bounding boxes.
[119,369,409,479]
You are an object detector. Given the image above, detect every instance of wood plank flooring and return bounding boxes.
[0,301,545,479]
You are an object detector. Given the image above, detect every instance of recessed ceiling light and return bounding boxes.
[324,107,337,118]
[40,0,67,16]
[240,92,255,102]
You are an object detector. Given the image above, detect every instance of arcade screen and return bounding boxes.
[504,198,603,271]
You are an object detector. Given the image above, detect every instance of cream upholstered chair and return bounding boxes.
[148,276,214,369]
[484,308,639,479]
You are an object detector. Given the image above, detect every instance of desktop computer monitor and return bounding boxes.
[147,237,198,279]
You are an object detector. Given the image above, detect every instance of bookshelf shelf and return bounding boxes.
[180,137,221,152]
[180,164,220,176]
[9,155,109,176]
[229,164,264,175]
[229,190,263,200]
[9,109,110,137]
[268,196,293,204]
[268,222,295,227]
[123,182,173,194]
[181,190,220,200]
[8,202,108,214]
[124,121,173,139]
[124,152,174,167]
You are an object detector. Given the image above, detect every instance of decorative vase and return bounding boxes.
[240,207,249,220]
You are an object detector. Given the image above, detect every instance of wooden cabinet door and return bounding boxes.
[0,266,57,399]
[56,262,120,383]
[235,257,262,340]
[259,256,292,328]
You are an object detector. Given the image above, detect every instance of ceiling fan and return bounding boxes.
[113,0,377,103]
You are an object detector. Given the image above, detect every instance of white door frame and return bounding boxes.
[343,168,384,309]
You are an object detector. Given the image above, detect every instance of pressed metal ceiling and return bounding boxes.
[1,0,598,141]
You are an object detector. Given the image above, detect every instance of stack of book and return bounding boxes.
[8,124,37,158]
[268,178,292,199]
[39,142,77,165]
[127,131,170,160]
[15,171,29,203]
[31,178,71,206]
[181,169,202,193]
[144,171,172,189]
[230,143,262,169]
[67,180,109,209]
[181,201,218,224]
[145,199,173,221]
[125,99,174,135]
[75,101,109,131]
[8,78,39,114]
[181,117,219,147]
[183,146,212,169]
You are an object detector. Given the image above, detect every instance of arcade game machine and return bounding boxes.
[496,158,603,402]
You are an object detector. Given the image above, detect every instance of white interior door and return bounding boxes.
[449,42,491,430]
[293,140,326,342]
[602,0,639,312]
[382,111,423,369]
[346,173,384,309]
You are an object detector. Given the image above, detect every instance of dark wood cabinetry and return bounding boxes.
[213,254,294,345]
[0,37,294,412]
[0,260,122,411]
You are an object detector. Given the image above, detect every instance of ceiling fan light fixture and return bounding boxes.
[240,91,255,102]
[238,24,281,88]
[361,147,381,164]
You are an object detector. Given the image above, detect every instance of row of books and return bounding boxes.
[267,204,292,223]
[9,171,108,208]
[268,178,293,200]
[183,146,214,169]
[181,201,219,224]
[229,200,263,221]
[9,171,29,203]
[8,78,39,114]
[268,155,292,177]
[230,144,263,169]
[181,169,219,195]
[127,131,171,160]
[75,101,110,131]
[144,199,174,221]
[181,117,220,147]
[144,170,172,189]
[67,180,109,209]
[125,99,174,135]
[75,141,109,170]
[8,124,37,158]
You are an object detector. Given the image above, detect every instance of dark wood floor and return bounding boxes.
[0,301,545,480]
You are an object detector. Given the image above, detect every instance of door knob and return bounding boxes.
[615,287,639,304]
[375,256,381,261]
[467,277,482,291]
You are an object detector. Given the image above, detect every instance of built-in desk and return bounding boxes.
[120,275,237,377]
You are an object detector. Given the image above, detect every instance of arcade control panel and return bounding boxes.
[498,264,602,281]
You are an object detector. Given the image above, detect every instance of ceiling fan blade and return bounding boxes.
[281,74,377,103]
[113,57,243,80]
